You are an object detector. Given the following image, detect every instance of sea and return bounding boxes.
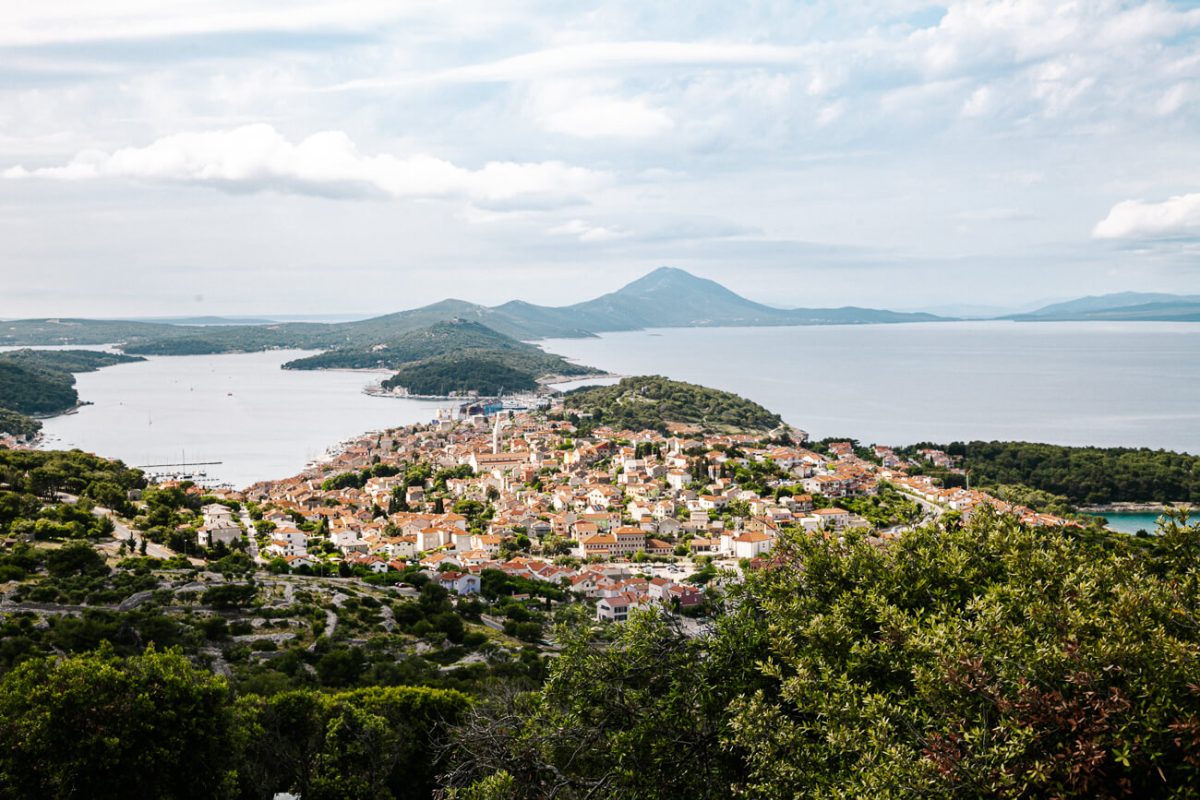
[1098,512,1170,535]
[31,349,451,489]
[15,320,1200,490]
[543,321,1200,454]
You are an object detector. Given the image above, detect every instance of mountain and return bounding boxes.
[519,267,944,332]
[1010,292,1200,322]
[3,267,947,358]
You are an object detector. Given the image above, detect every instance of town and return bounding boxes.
[175,398,1077,624]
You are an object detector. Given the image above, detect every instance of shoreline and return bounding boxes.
[360,372,624,402]
[1078,502,1193,514]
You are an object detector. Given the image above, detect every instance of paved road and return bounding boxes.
[894,488,946,519]
[85,502,182,561]
[239,508,261,562]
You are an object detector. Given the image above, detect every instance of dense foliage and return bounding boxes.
[0,646,469,800]
[0,349,142,417]
[447,510,1200,798]
[0,448,145,507]
[282,320,597,379]
[0,408,40,438]
[0,647,233,799]
[908,440,1200,504]
[382,354,540,396]
[562,375,784,433]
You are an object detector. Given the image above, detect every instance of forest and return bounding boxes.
[0,349,143,421]
[561,375,785,434]
[381,355,542,396]
[905,440,1200,504]
[281,319,597,379]
[0,507,1195,798]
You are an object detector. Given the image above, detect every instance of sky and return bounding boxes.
[1,0,1199,318]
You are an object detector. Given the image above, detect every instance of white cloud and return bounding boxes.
[326,41,808,92]
[1092,193,1200,239]
[527,81,673,139]
[955,207,1033,222]
[3,124,610,204]
[548,218,626,242]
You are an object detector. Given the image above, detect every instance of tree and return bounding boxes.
[0,647,234,799]
[444,511,1200,799]
[45,541,108,578]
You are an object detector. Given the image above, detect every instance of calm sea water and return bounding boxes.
[542,321,1200,454]
[1099,512,1168,534]
[35,350,451,488]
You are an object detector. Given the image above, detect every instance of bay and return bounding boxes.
[543,321,1200,454]
[1099,512,1168,535]
[35,350,451,488]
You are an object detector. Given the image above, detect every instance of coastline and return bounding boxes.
[360,372,623,402]
[1078,502,1194,514]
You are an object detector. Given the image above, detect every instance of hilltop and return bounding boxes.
[560,375,785,434]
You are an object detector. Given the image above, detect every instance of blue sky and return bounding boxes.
[1,0,1198,316]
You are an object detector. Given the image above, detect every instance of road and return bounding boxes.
[239,508,261,562]
[94,506,191,562]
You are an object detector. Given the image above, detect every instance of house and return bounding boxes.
[644,538,674,556]
[812,507,852,529]
[667,584,704,607]
[596,591,648,622]
[438,571,481,595]
[197,522,242,548]
[580,533,616,557]
[612,527,647,557]
[733,530,774,559]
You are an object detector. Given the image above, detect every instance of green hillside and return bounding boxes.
[0,350,143,418]
[905,440,1200,504]
[381,353,542,396]
[0,409,40,439]
[0,318,182,347]
[281,319,596,377]
[561,375,784,433]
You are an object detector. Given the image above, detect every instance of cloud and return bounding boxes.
[955,207,1034,222]
[1092,193,1200,239]
[548,219,626,242]
[327,41,807,92]
[3,123,610,204]
[526,81,673,139]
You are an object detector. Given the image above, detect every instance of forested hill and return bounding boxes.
[0,350,143,436]
[284,319,601,397]
[906,440,1200,504]
[281,319,597,379]
[560,375,785,434]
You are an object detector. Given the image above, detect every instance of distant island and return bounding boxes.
[3,269,1200,405]
[1008,291,1200,322]
[0,267,949,400]
[1,267,947,354]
